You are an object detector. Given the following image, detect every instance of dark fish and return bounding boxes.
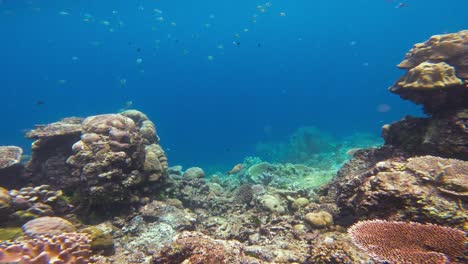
[257,43,261,47]
[136,48,141,52]
[36,100,45,105]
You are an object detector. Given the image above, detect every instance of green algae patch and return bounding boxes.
[0,227,24,241]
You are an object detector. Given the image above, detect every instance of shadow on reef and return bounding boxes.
[0,30,466,264]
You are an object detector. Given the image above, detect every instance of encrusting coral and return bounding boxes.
[348,220,467,264]
[0,232,94,264]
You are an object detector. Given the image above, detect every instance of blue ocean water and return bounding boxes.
[0,0,466,169]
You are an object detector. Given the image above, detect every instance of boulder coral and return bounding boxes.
[22,216,76,236]
[24,110,168,210]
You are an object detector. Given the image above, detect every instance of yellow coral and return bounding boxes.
[397,62,463,89]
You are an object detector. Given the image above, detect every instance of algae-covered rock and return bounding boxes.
[81,223,114,254]
[0,227,24,241]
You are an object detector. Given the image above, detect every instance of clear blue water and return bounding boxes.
[1,0,466,168]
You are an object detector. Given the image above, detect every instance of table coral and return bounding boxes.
[348,220,466,264]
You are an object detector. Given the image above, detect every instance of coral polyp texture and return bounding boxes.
[390,30,468,114]
[24,110,168,210]
[348,220,467,264]
[0,232,94,264]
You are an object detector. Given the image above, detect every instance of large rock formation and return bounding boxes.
[25,110,168,210]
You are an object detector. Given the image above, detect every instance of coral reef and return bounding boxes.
[348,220,467,263]
[0,232,94,263]
[390,30,468,114]
[24,110,168,212]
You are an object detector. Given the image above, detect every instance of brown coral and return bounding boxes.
[348,220,467,264]
[396,62,462,89]
[0,232,94,264]
[390,30,468,114]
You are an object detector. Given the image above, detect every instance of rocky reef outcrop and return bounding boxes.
[25,110,168,211]
[321,31,468,230]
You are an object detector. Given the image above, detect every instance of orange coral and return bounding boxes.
[348,220,466,264]
[0,232,94,264]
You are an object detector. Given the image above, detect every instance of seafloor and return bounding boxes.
[0,30,467,264]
